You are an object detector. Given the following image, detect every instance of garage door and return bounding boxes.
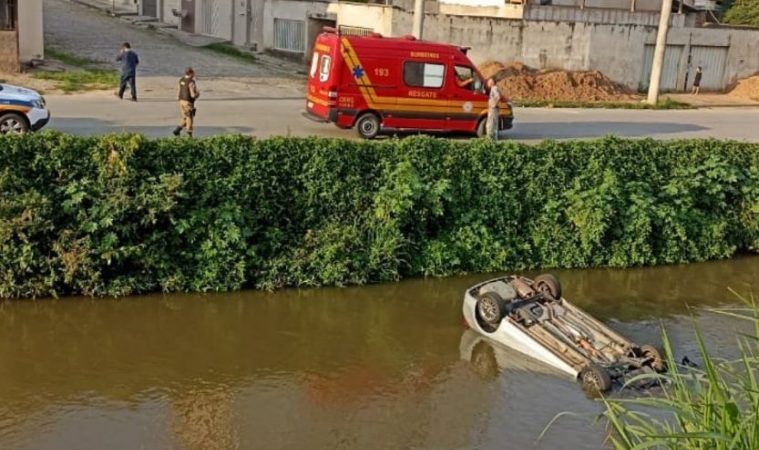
[689,46,727,90]
[640,44,684,92]
[201,0,232,40]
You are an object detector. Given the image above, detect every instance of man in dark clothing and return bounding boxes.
[116,42,139,101]
[173,68,200,137]
[691,66,703,95]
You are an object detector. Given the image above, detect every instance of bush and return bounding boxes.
[603,292,759,450]
[0,133,758,298]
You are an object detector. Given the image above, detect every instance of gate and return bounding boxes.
[640,44,684,92]
[689,46,728,90]
[201,0,232,40]
[142,0,157,17]
[273,18,305,53]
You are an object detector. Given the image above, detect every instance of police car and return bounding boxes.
[0,83,50,134]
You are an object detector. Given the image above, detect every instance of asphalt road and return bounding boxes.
[45,93,759,141]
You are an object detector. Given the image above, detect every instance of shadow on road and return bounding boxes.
[510,121,708,140]
[49,117,254,138]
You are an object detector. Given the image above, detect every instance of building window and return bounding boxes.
[403,61,445,89]
[0,0,17,31]
[273,18,305,53]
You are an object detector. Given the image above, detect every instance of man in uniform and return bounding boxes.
[486,77,501,140]
[173,68,200,137]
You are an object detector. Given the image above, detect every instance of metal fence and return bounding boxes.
[274,18,306,53]
[338,25,374,36]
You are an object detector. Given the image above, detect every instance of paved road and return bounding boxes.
[45,0,269,78]
[45,93,759,141]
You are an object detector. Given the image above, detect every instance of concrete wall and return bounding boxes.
[334,4,759,91]
[159,0,182,25]
[524,5,685,27]
[0,30,18,72]
[329,2,394,35]
[263,0,330,55]
[18,0,43,62]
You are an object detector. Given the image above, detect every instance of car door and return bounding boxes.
[446,64,486,133]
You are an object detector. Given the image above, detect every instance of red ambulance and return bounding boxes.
[305,28,514,139]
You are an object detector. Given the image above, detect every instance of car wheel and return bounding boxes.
[580,364,612,393]
[534,273,562,300]
[476,291,506,331]
[0,113,29,135]
[475,117,487,138]
[640,344,666,372]
[355,112,380,139]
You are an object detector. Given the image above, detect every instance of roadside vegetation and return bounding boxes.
[33,48,118,93]
[603,291,759,450]
[203,43,256,64]
[722,0,759,27]
[0,134,757,298]
[515,97,692,109]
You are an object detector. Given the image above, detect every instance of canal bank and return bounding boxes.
[1,134,757,299]
[0,257,757,449]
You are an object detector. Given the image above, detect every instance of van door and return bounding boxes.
[446,64,487,133]
[392,60,446,131]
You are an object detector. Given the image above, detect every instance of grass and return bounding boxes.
[34,47,119,93]
[203,42,256,64]
[514,97,693,109]
[602,290,759,450]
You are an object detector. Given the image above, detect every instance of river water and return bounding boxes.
[0,257,757,450]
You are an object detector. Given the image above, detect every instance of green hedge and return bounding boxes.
[1,133,758,298]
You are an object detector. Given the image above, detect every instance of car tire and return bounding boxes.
[355,112,380,139]
[580,364,612,393]
[640,344,666,372]
[534,273,562,300]
[476,291,507,331]
[0,113,30,135]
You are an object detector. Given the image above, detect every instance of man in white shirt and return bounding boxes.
[486,77,501,140]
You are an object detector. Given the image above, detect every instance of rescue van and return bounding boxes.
[305,29,514,139]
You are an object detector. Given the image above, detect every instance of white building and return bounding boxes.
[138,0,336,59]
[0,0,44,72]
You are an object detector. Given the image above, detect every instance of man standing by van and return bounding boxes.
[486,77,501,140]
[173,68,199,137]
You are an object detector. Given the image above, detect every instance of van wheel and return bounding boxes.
[0,113,29,134]
[356,113,380,139]
[476,117,487,137]
[640,344,666,372]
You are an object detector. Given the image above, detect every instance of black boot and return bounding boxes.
[172,126,182,136]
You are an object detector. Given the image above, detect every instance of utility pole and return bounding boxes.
[647,0,673,105]
[412,0,424,39]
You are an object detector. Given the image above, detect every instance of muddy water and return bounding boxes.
[0,257,757,450]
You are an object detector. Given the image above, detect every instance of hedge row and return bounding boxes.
[1,133,757,298]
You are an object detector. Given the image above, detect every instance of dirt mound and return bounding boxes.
[478,60,634,102]
[728,74,759,101]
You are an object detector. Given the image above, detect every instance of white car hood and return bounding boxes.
[0,83,42,103]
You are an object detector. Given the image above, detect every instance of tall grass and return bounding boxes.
[603,291,759,450]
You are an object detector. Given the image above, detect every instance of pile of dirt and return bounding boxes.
[478,60,635,103]
[728,74,759,101]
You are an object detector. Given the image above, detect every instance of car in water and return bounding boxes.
[0,83,50,134]
[462,274,665,392]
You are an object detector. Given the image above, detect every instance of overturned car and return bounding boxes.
[462,274,666,392]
